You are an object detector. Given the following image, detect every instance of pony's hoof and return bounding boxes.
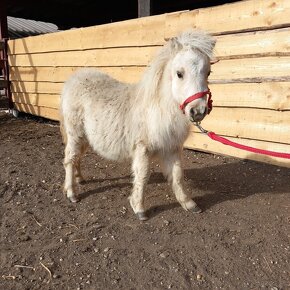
[76,177,85,184]
[68,196,79,203]
[136,212,148,221]
[191,206,202,214]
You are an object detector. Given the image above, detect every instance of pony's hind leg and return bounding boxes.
[129,143,150,221]
[75,142,88,184]
[63,138,84,203]
[160,150,201,213]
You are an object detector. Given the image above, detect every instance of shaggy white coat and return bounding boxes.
[60,30,216,220]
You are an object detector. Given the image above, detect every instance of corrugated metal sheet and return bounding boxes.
[8,16,59,39]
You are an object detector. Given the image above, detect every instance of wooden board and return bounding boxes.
[184,132,290,168]
[165,0,290,38]
[9,54,290,85]
[215,28,290,59]
[8,0,290,55]
[210,57,290,82]
[9,66,145,84]
[8,15,166,54]
[190,108,290,145]
[8,46,159,67]
[11,81,63,94]
[12,93,60,109]
[10,80,290,111]
[10,66,78,82]
[12,91,290,144]
[8,28,290,66]
[210,82,290,111]
[10,66,145,92]
[14,103,59,121]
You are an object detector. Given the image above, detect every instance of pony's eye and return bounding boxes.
[177,71,183,79]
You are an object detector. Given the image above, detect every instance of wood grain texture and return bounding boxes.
[8,0,290,168]
[8,15,165,54]
[14,103,59,121]
[190,108,290,144]
[8,46,158,67]
[9,55,290,85]
[210,57,290,82]
[165,0,290,37]
[12,93,60,109]
[210,82,290,111]
[10,80,290,111]
[215,28,290,58]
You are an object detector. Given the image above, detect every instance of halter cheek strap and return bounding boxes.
[179,90,212,114]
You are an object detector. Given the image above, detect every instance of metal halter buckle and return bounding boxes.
[194,122,208,134]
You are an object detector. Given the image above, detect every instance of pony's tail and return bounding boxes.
[59,108,67,145]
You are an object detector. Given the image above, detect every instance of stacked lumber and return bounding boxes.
[7,0,290,167]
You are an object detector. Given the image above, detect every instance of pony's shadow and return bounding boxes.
[184,153,289,211]
[78,154,289,217]
[146,203,180,218]
[78,172,179,217]
[79,177,131,200]
[78,173,167,201]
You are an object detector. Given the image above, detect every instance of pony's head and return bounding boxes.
[168,30,216,122]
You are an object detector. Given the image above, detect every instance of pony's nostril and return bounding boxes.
[194,113,205,122]
[189,107,195,116]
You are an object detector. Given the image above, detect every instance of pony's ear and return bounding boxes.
[210,59,219,65]
[169,37,182,53]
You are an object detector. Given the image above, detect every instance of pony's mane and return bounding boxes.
[175,30,216,59]
[137,30,216,101]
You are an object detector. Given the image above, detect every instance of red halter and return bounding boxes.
[179,90,212,114]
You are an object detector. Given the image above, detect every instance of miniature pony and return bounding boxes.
[60,30,216,220]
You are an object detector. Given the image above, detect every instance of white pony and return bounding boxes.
[60,30,216,220]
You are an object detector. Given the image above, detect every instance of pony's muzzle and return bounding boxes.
[189,107,206,122]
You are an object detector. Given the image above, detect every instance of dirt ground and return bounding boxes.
[0,99,289,290]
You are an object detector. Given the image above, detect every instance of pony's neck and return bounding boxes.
[136,59,177,108]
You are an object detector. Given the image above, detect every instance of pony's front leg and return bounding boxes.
[161,150,201,213]
[129,143,150,221]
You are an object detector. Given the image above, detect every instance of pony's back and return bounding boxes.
[60,68,139,160]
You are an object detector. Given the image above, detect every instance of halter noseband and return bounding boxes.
[179,90,212,114]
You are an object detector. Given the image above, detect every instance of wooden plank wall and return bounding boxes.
[7,0,290,167]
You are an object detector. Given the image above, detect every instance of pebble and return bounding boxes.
[20,235,31,241]
[164,220,170,226]
[159,252,169,258]
[197,274,203,281]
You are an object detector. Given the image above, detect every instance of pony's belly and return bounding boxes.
[91,144,129,161]
[85,126,132,161]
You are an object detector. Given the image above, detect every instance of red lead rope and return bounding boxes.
[208,132,290,159]
[184,90,290,159]
[195,123,290,160]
